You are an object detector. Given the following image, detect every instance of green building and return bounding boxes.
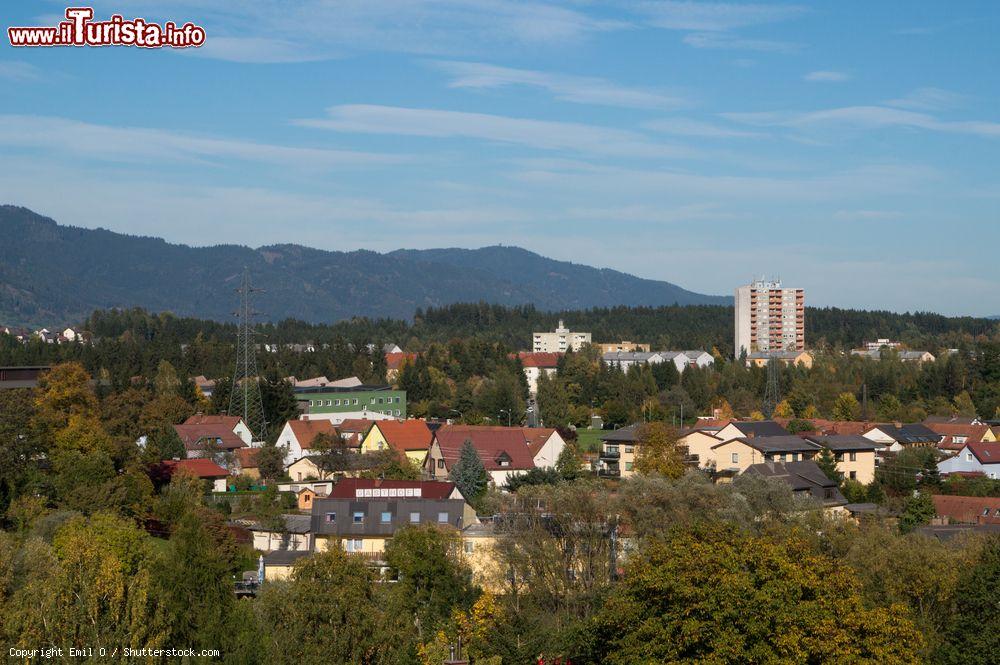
[294,385,407,419]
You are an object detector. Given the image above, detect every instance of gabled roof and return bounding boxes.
[161,458,229,479]
[522,428,558,457]
[372,419,433,453]
[744,460,846,506]
[803,435,882,452]
[287,419,337,450]
[713,435,820,454]
[932,495,1000,524]
[434,425,535,472]
[173,423,246,451]
[600,424,641,443]
[925,423,990,444]
[966,442,1000,465]
[516,352,561,368]
[868,423,941,444]
[727,420,790,437]
[337,419,377,436]
[385,352,418,371]
[328,478,460,501]
[235,447,261,468]
[184,413,242,429]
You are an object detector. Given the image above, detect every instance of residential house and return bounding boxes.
[275,419,338,467]
[0,365,50,390]
[262,550,311,581]
[173,420,248,460]
[159,458,230,492]
[285,456,335,482]
[424,425,539,486]
[938,442,1000,479]
[677,425,726,468]
[191,375,216,399]
[385,352,418,382]
[183,414,254,445]
[744,460,847,509]
[931,495,1000,525]
[514,352,561,395]
[602,350,714,373]
[598,425,641,478]
[361,419,434,466]
[925,422,994,455]
[234,447,261,479]
[747,350,814,368]
[802,435,881,484]
[532,320,591,352]
[311,479,474,559]
[521,428,567,469]
[851,349,936,363]
[249,514,314,553]
[382,343,403,355]
[714,420,791,441]
[710,436,821,476]
[863,423,941,452]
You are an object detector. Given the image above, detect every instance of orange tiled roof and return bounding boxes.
[287,419,336,450]
[373,419,433,453]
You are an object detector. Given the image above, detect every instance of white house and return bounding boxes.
[602,350,714,373]
[515,352,561,394]
[275,419,339,467]
[248,515,313,553]
[862,423,941,453]
[938,442,1000,479]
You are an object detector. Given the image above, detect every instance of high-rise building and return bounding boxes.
[734,279,804,358]
[532,320,591,353]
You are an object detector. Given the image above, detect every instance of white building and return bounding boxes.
[734,279,804,358]
[938,443,1000,479]
[602,350,714,373]
[533,320,591,353]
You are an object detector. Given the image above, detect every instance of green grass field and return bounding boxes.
[574,428,604,453]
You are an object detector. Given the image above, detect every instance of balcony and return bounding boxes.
[600,448,620,460]
[598,467,621,478]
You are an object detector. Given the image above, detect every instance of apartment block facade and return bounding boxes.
[532,320,591,353]
[734,279,804,358]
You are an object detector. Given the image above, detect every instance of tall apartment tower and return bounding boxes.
[734,279,804,358]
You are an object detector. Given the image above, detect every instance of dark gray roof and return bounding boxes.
[248,514,312,534]
[718,435,819,454]
[871,423,941,444]
[745,460,846,506]
[264,550,312,566]
[804,435,882,451]
[600,425,641,443]
[917,524,1000,542]
[730,421,790,437]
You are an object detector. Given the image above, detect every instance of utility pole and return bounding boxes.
[762,354,781,418]
[228,267,267,442]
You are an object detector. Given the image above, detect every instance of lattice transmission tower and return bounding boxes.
[228,267,267,442]
[762,354,781,418]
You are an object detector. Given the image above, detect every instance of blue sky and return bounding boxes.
[2,1,999,315]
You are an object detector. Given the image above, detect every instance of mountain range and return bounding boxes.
[0,205,728,327]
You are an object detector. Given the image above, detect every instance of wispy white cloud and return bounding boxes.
[431,60,689,110]
[682,31,800,52]
[0,115,409,167]
[725,106,1000,138]
[634,1,805,31]
[885,87,967,111]
[643,117,763,138]
[804,70,849,82]
[295,104,705,159]
[0,61,42,81]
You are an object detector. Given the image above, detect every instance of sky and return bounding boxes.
[1,1,999,316]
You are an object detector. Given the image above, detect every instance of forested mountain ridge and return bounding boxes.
[0,205,726,327]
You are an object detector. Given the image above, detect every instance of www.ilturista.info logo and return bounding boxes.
[8,7,206,48]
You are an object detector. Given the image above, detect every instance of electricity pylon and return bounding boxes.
[228,267,267,442]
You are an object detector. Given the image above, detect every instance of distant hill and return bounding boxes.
[0,205,728,327]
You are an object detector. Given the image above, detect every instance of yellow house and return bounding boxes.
[710,435,820,476]
[460,523,504,592]
[285,456,336,482]
[360,419,433,467]
[677,429,724,468]
[747,350,814,369]
[803,435,880,484]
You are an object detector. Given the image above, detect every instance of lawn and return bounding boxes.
[574,428,605,453]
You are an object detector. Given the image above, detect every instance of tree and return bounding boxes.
[504,467,562,492]
[833,392,860,421]
[0,389,39,517]
[586,526,924,664]
[936,536,1000,664]
[633,422,684,479]
[537,374,571,428]
[33,362,99,437]
[773,399,794,418]
[384,524,477,638]
[256,443,285,481]
[816,447,841,483]
[877,394,903,422]
[899,491,936,533]
[555,442,584,481]
[952,391,977,418]
[255,549,413,664]
[153,360,182,396]
[450,440,489,508]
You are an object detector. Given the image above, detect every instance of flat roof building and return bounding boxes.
[735,279,804,358]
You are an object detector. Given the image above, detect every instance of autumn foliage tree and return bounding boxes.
[633,422,684,478]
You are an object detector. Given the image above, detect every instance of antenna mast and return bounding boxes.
[228,267,267,442]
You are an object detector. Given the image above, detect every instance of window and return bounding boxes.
[378,397,384,404]
[779,453,787,462]
[625,462,633,471]
[371,397,376,404]
[353,398,359,405]
[835,453,844,462]
[352,511,364,524]
[624,446,633,454]
[409,512,420,523]
[437,459,445,469]
[395,397,400,403]
[395,410,401,416]
[325,512,336,523]
[464,541,474,554]
[849,452,857,462]
[437,512,449,524]
[967,453,974,461]
[309,400,315,407]
[849,471,857,480]
[334,399,341,406]
[380,511,392,524]
[731,453,739,464]
[791,453,799,461]
[955,436,967,444]
[344,538,363,552]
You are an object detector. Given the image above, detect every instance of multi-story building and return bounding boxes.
[596,341,650,354]
[295,384,406,420]
[532,320,591,353]
[734,279,804,358]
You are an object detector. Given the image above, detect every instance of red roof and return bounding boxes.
[235,447,261,469]
[933,495,1000,524]
[373,419,433,453]
[385,352,418,371]
[328,478,459,500]
[287,419,337,450]
[966,442,1000,465]
[434,425,536,472]
[173,423,246,452]
[522,428,558,457]
[337,419,377,435]
[162,458,229,479]
[184,413,242,429]
[515,352,562,368]
[926,423,990,445]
